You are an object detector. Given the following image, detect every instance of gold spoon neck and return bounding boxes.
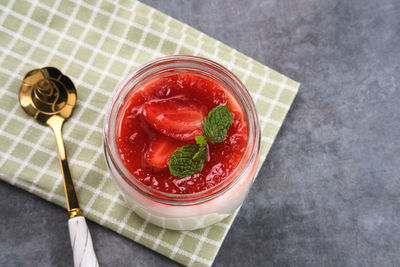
[46,115,81,214]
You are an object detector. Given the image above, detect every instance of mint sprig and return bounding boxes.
[168,105,233,178]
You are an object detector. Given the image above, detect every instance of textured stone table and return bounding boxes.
[1,0,399,266]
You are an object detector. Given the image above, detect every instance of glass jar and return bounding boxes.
[104,55,260,230]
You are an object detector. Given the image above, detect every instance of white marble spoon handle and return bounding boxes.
[68,216,99,267]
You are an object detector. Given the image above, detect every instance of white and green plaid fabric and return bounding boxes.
[0,0,299,266]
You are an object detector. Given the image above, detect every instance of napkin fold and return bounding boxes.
[0,0,299,266]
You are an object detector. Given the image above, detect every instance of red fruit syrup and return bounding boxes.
[116,74,247,194]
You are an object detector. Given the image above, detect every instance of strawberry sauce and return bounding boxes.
[116,74,247,194]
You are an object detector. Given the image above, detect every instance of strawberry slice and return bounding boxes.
[144,135,184,170]
[142,97,208,141]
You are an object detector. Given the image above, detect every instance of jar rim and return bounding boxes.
[104,55,260,205]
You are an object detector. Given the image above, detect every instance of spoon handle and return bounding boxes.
[47,115,99,266]
[69,216,99,267]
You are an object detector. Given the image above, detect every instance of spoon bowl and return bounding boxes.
[19,67,76,124]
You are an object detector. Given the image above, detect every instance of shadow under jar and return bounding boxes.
[104,55,260,230]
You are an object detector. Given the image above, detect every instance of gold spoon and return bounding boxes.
[19,67,99,267]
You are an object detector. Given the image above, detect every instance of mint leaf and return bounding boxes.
[195,135,207,147]
[169,144,207,178]
[202,105,233,144]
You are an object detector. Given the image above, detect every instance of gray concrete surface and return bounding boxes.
[1,0,400,266]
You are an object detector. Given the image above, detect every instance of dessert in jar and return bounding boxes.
[104,55,260,230]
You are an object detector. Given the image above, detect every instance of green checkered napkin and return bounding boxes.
[0,0,299,266]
